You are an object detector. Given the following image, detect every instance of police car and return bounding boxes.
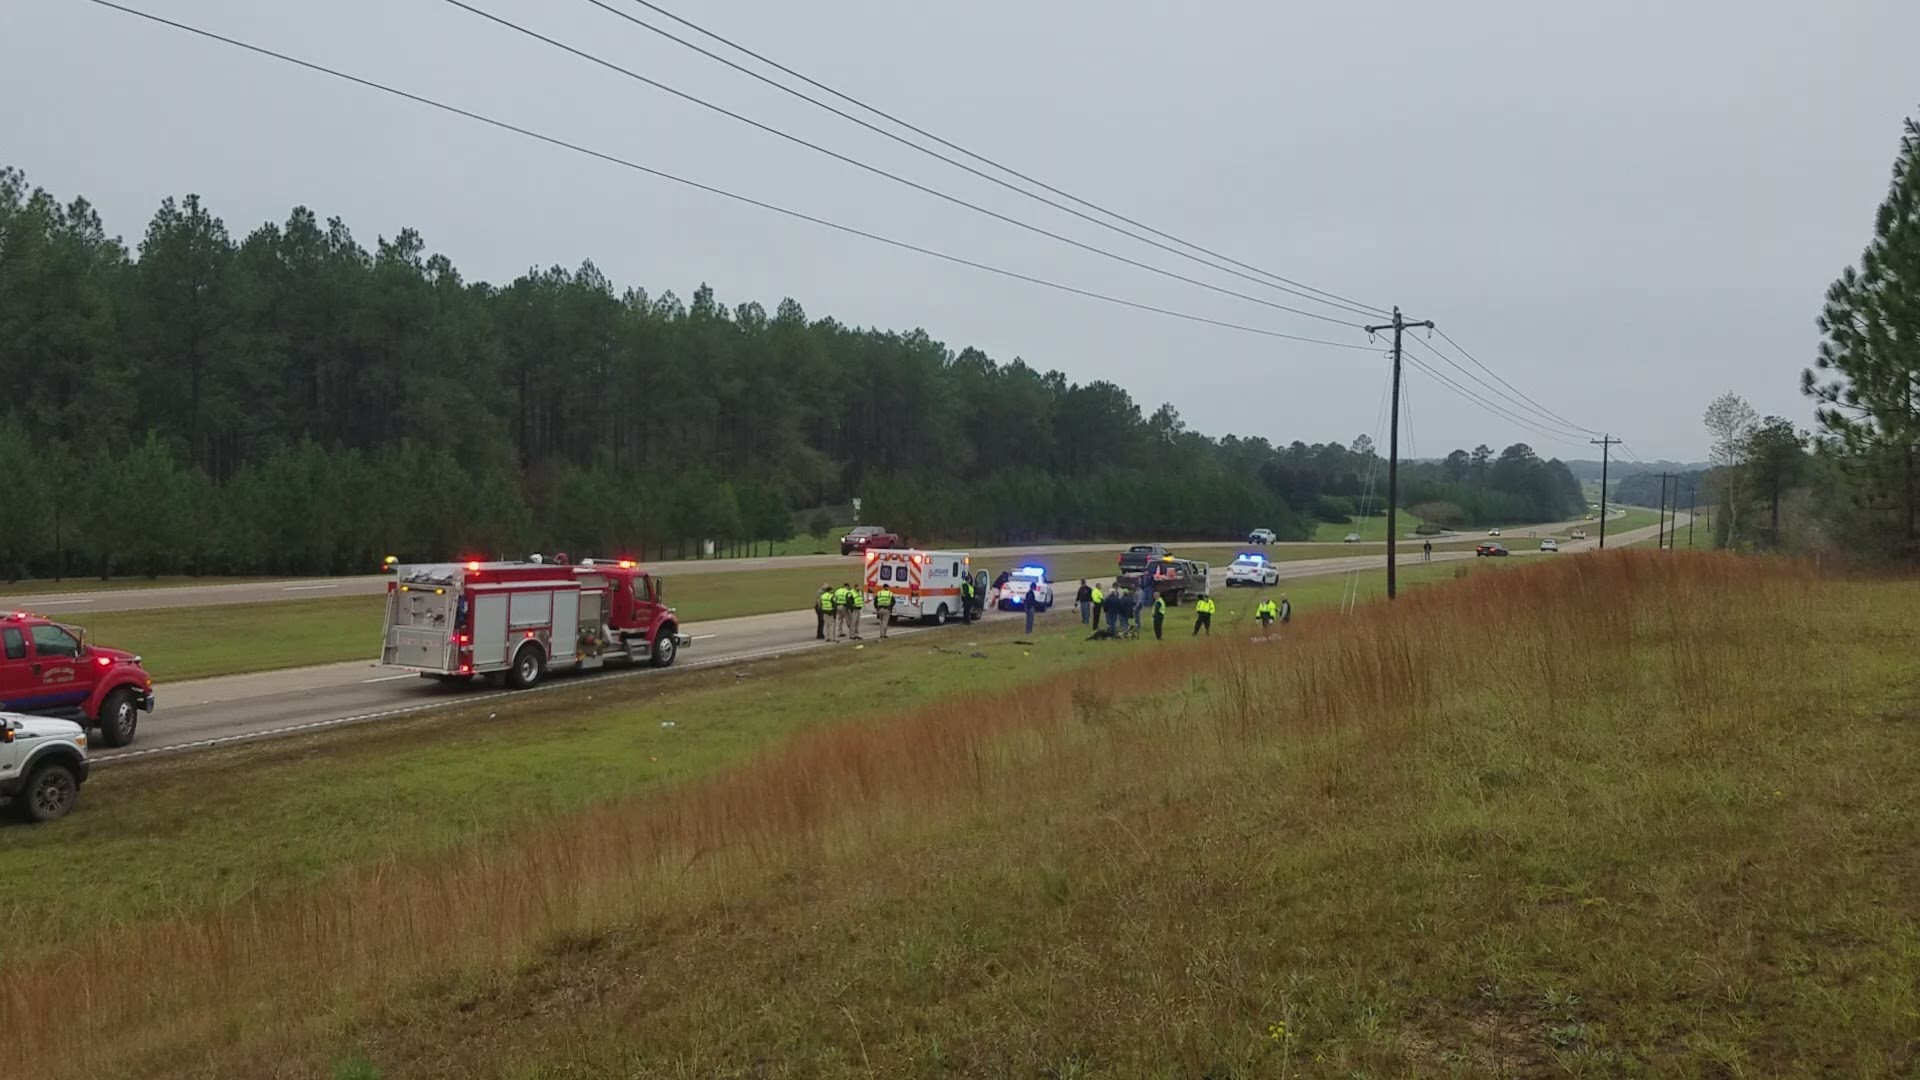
[995,566,1055,611]
[1225,553,1281,587]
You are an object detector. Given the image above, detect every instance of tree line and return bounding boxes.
[3,166,1583,580]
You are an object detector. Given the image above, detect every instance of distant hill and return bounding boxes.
[1563,458,1709,483]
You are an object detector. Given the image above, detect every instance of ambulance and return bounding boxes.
[862,549,977,625]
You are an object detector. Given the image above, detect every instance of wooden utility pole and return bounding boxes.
[1590,435,1621,548]
[1365,307,1434,599]
[1656,471,1677,549]
[1687,484,1696,548]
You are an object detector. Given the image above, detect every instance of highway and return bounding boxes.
[0,512,1622,615]
[91,512,1677,766]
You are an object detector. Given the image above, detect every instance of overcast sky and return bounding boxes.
[8,0,1918,461]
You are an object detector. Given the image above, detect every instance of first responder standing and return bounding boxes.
[1024,584,1039,634]
[1279,594,1292,625]
[1256,595,1279,632]
[1089,581,1105,626]
[1075,579,1093,625]
[874,581,896,639]
[834,582,855,640]
[816,583,835,640]
[847,585,866,640]
[1192,593,1215,636]
[1152,593,1167,640]
[960,574,977,623]
[1422,539,1433,563]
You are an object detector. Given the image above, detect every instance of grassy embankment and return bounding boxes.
[6,552,1919,1077]
[61,544,1484,683]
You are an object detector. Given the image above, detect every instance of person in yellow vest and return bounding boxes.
[1089,581,1105,621]
[847,584,865,640]
[874,583,896,639]
[1192,593,1215,636]
[1256,596,1279,632]
[816,584,835,640]
[833,582,855,640]
[1152,593,1167,640]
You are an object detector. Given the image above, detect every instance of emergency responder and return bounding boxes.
[874,582,896,638]
[991,569,1011,608]
[1102,586,1124,636]
[1192,593,1215,636]
[1279,594,1292,625]
[1152,593,1167,640]
[1075,579,1093,624]
[834,582,856,640]
[1023,583,1038,634]
[1089,581,1105,625]
[960,574,977,623]
[816,583,835,640]
[847,585,865,640]
[1256,595,1279,631]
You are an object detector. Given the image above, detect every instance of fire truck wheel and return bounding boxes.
[650,631,678,668]
[94,688,138,748]
[508,644,546,690]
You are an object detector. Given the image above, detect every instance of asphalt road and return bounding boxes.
[92,513,1679,766]
[0,512,1623,615]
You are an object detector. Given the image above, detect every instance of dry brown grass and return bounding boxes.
[8,551,1916,1078]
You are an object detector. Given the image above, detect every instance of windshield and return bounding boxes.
[848,526,880,536]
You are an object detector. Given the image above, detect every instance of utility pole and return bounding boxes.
[1365,306,1433,599]
[1687,484,1696,548]
[1656,472,1677,550]
[1590,435,1621,548]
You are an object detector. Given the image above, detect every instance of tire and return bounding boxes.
[650,629,678,668]
[933,604,949,626]
[94,687,138,748]
[507,644,545,690]
[19,761,78,823]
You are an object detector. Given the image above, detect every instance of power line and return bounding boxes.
[76,0,1383,356]
[1430,327,1603,437]
[437,0,1367,330]
[574,0,1382,321]
[1402,355,1591,451]
[607,0,1393,320]
[1403,336,1592,442]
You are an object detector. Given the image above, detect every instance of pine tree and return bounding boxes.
[1805,112,1920,556]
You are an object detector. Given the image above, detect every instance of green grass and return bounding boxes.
[0,561,1470,948]
[16,554,1919,1078]
[0,575,279,597]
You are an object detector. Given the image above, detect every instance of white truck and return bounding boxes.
[862,549,976,624]
[0,712,89,823]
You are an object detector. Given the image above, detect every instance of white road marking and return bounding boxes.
[27,599,93,606]
[282,584,339,592]
[360,673,418,684]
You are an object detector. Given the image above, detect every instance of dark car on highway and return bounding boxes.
[1475,542,1509,557]
[1117,544,1173,575]
[841,526,902,556]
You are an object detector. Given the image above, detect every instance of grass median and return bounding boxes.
[8,552,1918,1077]
[63,545,1487,683]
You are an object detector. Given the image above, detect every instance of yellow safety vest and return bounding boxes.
[834,587,853,608]
[876,588,895,608]
[849,590,865,609]
[1258,601,1277,618]
[818,591,835,612]
[1153,596,1167,615]
[1196,597,1215,615]
[1090,587,1104,605]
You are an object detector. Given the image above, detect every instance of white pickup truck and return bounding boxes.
[0,712,90,822]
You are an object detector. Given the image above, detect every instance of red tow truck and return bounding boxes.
[379,559,692,689]
[0,611,157,747]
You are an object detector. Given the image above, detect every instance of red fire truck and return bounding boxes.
[379,560,691,688]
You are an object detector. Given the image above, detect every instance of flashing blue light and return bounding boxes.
[1015,566,1047,577]
[1236,552,1268,563]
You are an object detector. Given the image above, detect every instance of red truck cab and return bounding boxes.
[0,611,156,747]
